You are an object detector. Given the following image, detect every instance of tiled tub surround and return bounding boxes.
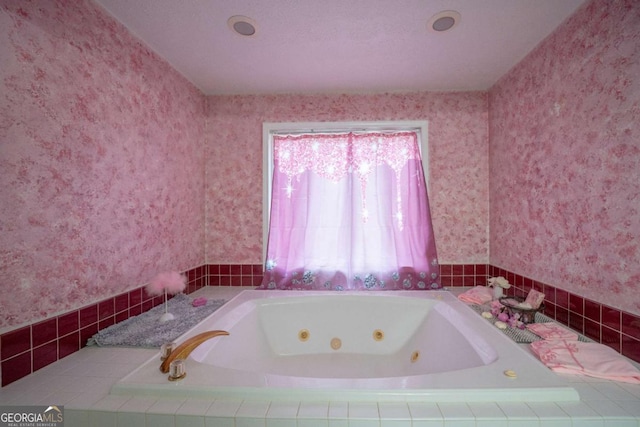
[486,265,640,365]
[1,265,208,388]
[0,264,266,387]
[1,286,639,427]
[2,263,640,389]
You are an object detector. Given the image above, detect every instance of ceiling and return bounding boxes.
[93,0,586,96]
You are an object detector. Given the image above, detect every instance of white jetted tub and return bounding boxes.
[111,290,579,402]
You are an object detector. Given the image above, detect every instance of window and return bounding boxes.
[260,121,440,290]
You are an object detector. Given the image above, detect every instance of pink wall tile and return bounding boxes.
[0,0,207,331]
[129,289,142,307]
[603,305,622,331]
[33,341,57,372]
[570,294,584,316]
[584,318,601,342]
[32,318,57,348]
[98,316,115,331]
[622,312,640,340]
[115,310,129,323]
[79,305,98,328]
[602,326,621,353]
[129,305,142,317]
[58,332,79,359]
[207,92,489,266]
[115,294,129,314]
[98,299,115,321]
[556,289,569,310]
[488,0,640,315]
[1,352,31,387]
[57,312,79,337]
[79,324,98,349]
[0,326,30,360]
[622,335,640,362]
[585,299,601,322]
[569,313,585,335]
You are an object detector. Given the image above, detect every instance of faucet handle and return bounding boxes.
[160,342,176,361]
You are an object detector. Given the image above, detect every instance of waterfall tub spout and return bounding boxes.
[112,290,579,403]
[159,330,229,373]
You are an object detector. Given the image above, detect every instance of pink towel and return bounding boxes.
[457,286,493,305]
[527,323,579,341]
[530,339,640,384]
[524,289,545,309]
[192,297,207,307]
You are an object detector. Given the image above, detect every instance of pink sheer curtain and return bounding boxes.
[259,131,440,291]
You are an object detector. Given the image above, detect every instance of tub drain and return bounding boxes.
[410,350,420,363]
[373,329,384,341]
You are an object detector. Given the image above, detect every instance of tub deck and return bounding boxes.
[0,287,640,427]
[2,287,639,427]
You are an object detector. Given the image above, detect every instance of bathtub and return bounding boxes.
[111,290,579,402]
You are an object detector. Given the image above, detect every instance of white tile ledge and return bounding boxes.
[1,287,639,427]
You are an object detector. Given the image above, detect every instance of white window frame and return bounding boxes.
[262,120,429,261]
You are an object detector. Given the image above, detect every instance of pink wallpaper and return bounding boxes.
[0,0,207,330]
[489,0,640,315]
[206,92,489,266]
[10,0,634,333]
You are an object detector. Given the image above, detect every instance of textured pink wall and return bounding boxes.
[0,0,207,330]
[489,0,640,315]
[207,93,489,265]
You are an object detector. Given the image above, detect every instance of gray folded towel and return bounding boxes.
[87,293,226,348]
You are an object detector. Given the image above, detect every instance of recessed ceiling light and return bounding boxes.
[228,15,257,37]
[428,10,461,33]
